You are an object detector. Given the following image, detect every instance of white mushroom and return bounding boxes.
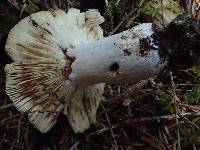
[5,8,165,133]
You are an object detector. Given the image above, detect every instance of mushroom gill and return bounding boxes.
[5,8,105,133]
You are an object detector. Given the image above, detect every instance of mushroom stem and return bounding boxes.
[67,23,166,87]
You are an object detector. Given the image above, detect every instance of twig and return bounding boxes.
[27,0,39,10]
[9,138,17,150]
[0,114,20,126]
[24,124,31,150]
[107,84,114,95]
[117,86,121,93]
[123,99,133,117]
[161,130,170,146]
[20,0,26,18]
[88,124,121,137]
[7,0,21,10]
[69,140,81,150]
[177,103,200,111]
[128,79,149,92]
[138,127,167,150]
[170,71,181,150]
[193,144,197,150]
[109,0,145,35]
[177,110,199,129]
[0,133,6,146]
[0,103,13,111]
[131,112,200,122]
[17,113,24,144]
[8,113,24,150]
[87,111,200,141]
[101,103,119,150]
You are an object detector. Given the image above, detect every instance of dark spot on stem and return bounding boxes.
[109,63,120,72]
[123,49,132,56]
[120,35,128,40]
[139,35,158,57]
[139,38,151,57]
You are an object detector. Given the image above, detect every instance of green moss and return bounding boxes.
[187,66,200,82]
[26,3,38,14]
[105,0,121,17]
[182,125,200,146]
[139,0,183,22]
[164,2,183,15]
[155,91,174,114]
[139,1,161,21]
[184,66,200,103]
[184,84,200,104]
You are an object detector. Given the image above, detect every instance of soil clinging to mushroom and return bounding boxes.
[154,14,200,70]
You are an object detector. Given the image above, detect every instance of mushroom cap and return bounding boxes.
[5,8,104,133]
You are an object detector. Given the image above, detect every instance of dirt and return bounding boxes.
[154,14,200,70]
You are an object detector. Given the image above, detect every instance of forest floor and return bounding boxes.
[0,0,200,150]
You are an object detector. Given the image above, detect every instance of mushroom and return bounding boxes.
[5,8,165,133]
